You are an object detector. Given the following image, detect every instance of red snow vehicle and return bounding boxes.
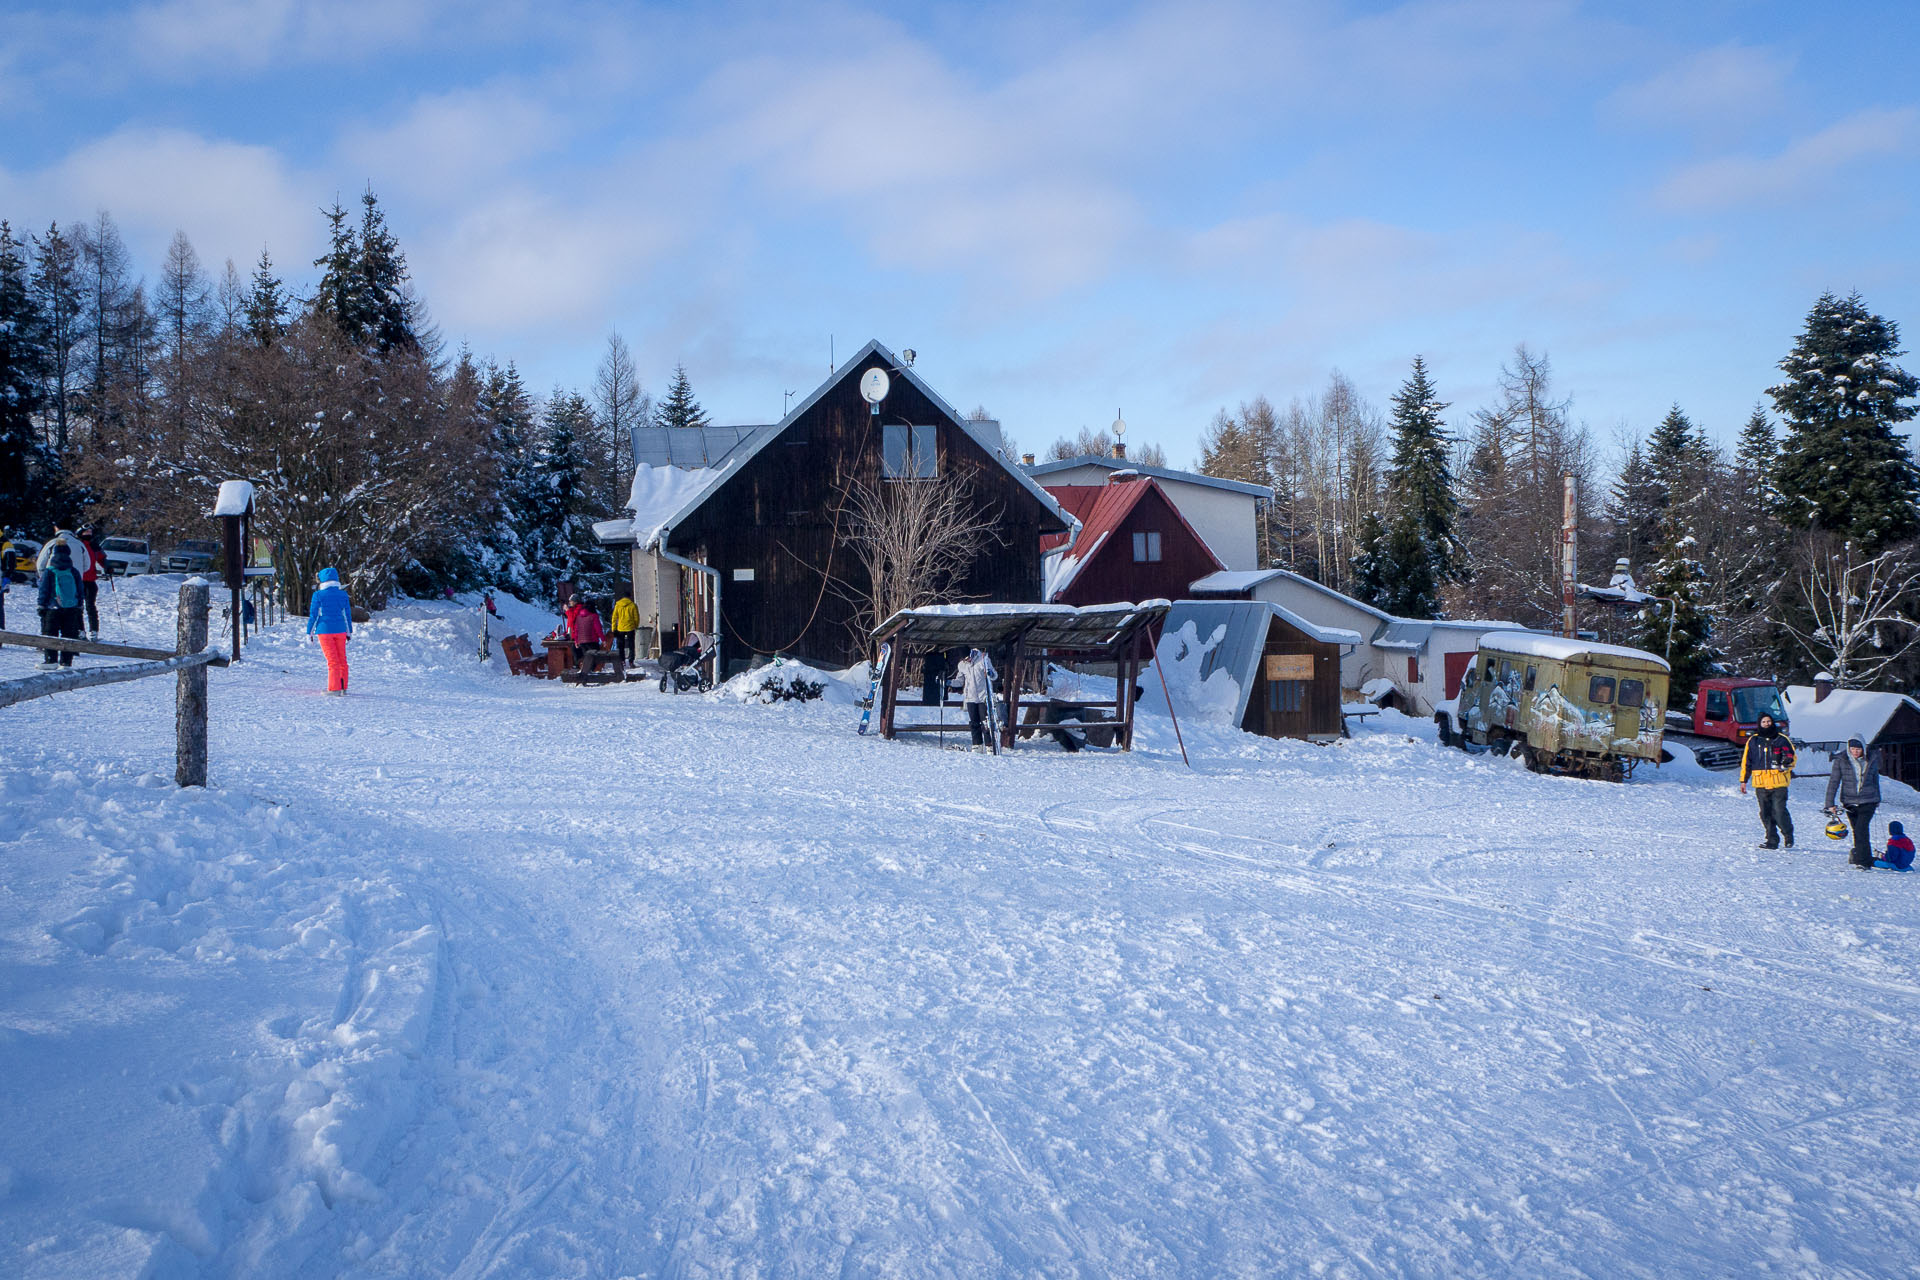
[1690,677,1785,743]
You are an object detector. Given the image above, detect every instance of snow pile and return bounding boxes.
[715,658,854,706]
[1138,619,1242,725]
[622,463,711,549]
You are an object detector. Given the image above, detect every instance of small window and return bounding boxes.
[1704,689,1730,720]
[1589,676,1616,705]
[1132,531,1162,563]
[1618,678,1645,708]
[1524,665,1537,692]
[1499,660,1517,684]
[882,424,938,479]
[1268,679,1306,713]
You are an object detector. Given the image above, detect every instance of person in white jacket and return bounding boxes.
[35,526,91,576]
[956,647,998,752]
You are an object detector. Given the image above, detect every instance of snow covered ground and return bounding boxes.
[4,576,1919,1278]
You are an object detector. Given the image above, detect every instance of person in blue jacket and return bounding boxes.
[307,567,353,693]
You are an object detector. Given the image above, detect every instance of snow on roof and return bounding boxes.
[212,479,254,516]
[1190,569,1290,593]
[1047,529,1109,598]
[1478,632,1670,671]
[1780,685,1920,745]
[598,463,716,547]
[1024,455,1274,500]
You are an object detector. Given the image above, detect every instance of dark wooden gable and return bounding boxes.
[1050,479,1223,607]
[668,349,1064,669]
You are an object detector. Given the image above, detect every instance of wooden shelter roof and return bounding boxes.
[873,600,1170,655]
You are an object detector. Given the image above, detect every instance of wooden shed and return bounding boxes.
[1156,600,1357,741]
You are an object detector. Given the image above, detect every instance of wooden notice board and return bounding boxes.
[1265,653,1315,681]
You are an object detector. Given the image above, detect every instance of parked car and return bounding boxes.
[100,535,152,576]
[1443,633,1671,781]
[163,539,220,574]
[4,537,42,582]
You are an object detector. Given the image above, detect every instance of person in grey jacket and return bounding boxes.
[1825,736,1882,870]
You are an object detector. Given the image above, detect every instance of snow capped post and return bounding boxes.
[212,480,255,663]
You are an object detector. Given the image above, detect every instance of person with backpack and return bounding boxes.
[1739,712,1797,849]
[37,542,86,667]
[306,567,353,694]
[1825,736,1883,871]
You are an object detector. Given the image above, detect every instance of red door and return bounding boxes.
[1444,651,1474,698]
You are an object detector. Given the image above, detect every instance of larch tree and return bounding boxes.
[30,223,83,459]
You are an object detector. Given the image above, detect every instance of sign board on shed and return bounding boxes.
[1265,653,1316,681]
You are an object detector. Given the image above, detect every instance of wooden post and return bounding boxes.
[1002,641,1025,750]
[176,580,210,787]
[879,640,903,739]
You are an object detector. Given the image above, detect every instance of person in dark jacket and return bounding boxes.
[306,567,354,693]
[1825,736,1882,870]
[1739,712,1797,849]
[37,542,85,667]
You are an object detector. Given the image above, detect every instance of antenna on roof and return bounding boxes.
[829,336,834,376]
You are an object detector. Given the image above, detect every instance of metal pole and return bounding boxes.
[1561,472,1578,638]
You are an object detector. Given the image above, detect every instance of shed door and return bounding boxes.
[1255,643,1333,739]
[1444,651,1475,698]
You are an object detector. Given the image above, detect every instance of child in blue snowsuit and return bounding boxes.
[1875,821,1915,871]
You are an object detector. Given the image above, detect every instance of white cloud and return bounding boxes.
[1655,107,1920,212]
[122,0,449,74]
[0,126,316,273]
[1605,42,1793,133]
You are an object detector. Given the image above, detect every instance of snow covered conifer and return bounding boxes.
[1769,292,1920,548]
[1734,404,1776,507]
[244,250,289,347]
[0,221,50,523]
[653,363,710,432]
[1378,356,1460,613]
[30,222,82,458]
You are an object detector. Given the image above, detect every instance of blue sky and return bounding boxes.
[2,0,1915,468]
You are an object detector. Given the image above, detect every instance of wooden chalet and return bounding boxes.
[1040,475,1223,607]
[594,341,1070,674]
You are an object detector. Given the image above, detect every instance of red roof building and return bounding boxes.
[1041,474,1224,606]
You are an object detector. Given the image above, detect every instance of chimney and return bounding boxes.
[1111,441,1127,460]
[1814,673,1835,703]
[1021,452,1035,466]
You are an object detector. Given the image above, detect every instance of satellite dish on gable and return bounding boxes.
[860,368,891,406]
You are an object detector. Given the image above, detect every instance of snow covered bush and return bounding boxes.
[718,661,834,705]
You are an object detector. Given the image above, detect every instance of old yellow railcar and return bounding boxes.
[1456,634,1671,780]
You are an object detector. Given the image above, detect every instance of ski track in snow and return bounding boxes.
[3,577,1919,1278]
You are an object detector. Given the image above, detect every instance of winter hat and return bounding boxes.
[317,567,340,584]
[50,543,72,564]
[1848,735,1867,751]
[1892,821,1906,839]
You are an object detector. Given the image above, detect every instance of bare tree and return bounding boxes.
[593,330,648,489]
[839,471,1005,639]
[1784,535,1920,688]
[1046,424,1167,467]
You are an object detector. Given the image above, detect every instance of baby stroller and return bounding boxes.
[659,632,715,693]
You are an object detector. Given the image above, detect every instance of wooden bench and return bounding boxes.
[501,634,550,678]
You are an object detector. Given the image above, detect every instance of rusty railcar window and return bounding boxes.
[1618,678,1645,708]
[1589,676,1616,705]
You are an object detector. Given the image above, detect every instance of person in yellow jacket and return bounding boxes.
[610,595,640,665]
[1739,711,1797,849]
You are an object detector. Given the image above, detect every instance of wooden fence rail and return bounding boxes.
[0,581,217,786]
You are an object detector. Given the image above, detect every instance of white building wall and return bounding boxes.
[1036,465,1263,571]
[1247,578,1391,692]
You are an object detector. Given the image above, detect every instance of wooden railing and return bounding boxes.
[0,580,222,786]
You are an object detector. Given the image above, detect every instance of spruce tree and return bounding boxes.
[653,363,710,431]
[1734,404,1776,507]
[245,250,289,347]
[1638,536,1716,704]
[1350,511,1393,609]
[1606,442,1663,576]
[0,221,49,525]
[356,189,416,353]
[1375,356,1459,617]
[1770,291,1920,547]
[1646,404,1703,503]
[312,201,365,344]
[475,361,541,598]
[526,390,611,598]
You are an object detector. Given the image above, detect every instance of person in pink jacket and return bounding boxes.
[564,599,605,670]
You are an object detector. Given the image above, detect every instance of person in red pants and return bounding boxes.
[306,567,354,693]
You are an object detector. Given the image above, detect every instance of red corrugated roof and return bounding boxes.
[1040,477,1224,598]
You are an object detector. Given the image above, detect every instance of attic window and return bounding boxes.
[883,424,938,479]
[1132,531,1162,563]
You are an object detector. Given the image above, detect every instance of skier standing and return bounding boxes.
[307,567,353,694]
[75,524,106,640]
[36,542,85,666]
[1824,736,1881,871]
[956,647,998,753]
[1739,712,1796,849]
